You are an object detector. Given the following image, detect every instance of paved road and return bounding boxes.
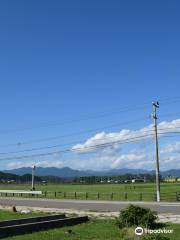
[0,197,180,214]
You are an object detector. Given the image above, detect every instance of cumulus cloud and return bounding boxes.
[7,161,35,169]
[72,119,180,153]
[4,119,180,171]
[4,145,180,171]
[110,153,147,169]
[6,159,65,170]
[160,142,180,154]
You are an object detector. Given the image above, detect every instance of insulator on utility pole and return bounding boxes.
[152,101,161,202]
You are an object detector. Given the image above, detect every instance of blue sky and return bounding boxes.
[0,0,180,170]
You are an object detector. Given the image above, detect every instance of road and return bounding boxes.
[0,197,180,214]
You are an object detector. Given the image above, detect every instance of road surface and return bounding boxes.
[0,197,180,214]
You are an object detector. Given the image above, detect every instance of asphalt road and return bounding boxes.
[0,197,180,214]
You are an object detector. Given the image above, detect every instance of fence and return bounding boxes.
[0,191,180,202]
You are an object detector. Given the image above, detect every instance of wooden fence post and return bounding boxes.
[111,192,114,200]
[97,192,100,199]
[124,192,127,200]
[176,192,179,201]
[139,193,142,201]
[86,192,88,200]
[154,193,156,201]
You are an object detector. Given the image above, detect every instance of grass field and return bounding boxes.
[0,182,180,201]
[0,210,179,240]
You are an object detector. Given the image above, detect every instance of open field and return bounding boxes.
[0,210,179,240]
[0,183,180,201]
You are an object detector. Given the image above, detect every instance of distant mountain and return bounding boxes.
[4,167,91,178]
[104,168,149,176]
[0,171,19,180]
[4,167,180,178]
[161,169,180,177]
[4,167,151,178]
[0,171,42,182]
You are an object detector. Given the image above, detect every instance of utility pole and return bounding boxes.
[152,101,160,202]
[31,165,36,191]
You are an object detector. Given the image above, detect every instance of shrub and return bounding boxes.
[116,204,157,229]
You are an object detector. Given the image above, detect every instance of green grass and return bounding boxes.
[167,224,180,240]
[2,219,122,240]
[0,210,179,240]
[0,182,180,201]
[0,209,45,220]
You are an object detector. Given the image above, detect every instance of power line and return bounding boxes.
[0,134,155,161]
[0,117,148,148]
[1,112,180,149]
[0,103,150,134]
[0,124,180,155]
[0,97,180,135]
[0,134,151,155]
[0,130,180,161]
[160,112,180,118]
[0,98,180,158]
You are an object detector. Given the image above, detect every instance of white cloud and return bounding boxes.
[72,118,180,153]
[36,160,64,168]
[7,161,36,169]
[110,153,147,169]
[160,142,180,154]
[4,119,180,171]
[6,159,65,170]
[4,147,180,171]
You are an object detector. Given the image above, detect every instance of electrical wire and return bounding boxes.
[0,96,180,135]
[1,113,180,149]
[0,134,155,161]
[0,130,180,161]
[0,103,150,134]
[0,117,149,148]
[0,125,180,155]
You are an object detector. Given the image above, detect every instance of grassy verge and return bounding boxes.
[0,209,45,220]
[0,210,120,240]
[0,210,179,240]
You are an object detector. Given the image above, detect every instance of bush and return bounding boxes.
[116,204,157,229]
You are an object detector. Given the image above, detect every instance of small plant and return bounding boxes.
[12,206,17,212]
[116,204,157,229]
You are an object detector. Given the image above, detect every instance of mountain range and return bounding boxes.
[3,167,180,178]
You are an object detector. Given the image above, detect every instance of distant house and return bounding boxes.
[124,180,131,183]
[131,178,146,183]
[164,177,180,183]
[41,180,47,185]
[107,178,114,183]
[7,180,15,184]
[100,178,104,183]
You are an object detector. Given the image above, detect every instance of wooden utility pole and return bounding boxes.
[152,101,160,202]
